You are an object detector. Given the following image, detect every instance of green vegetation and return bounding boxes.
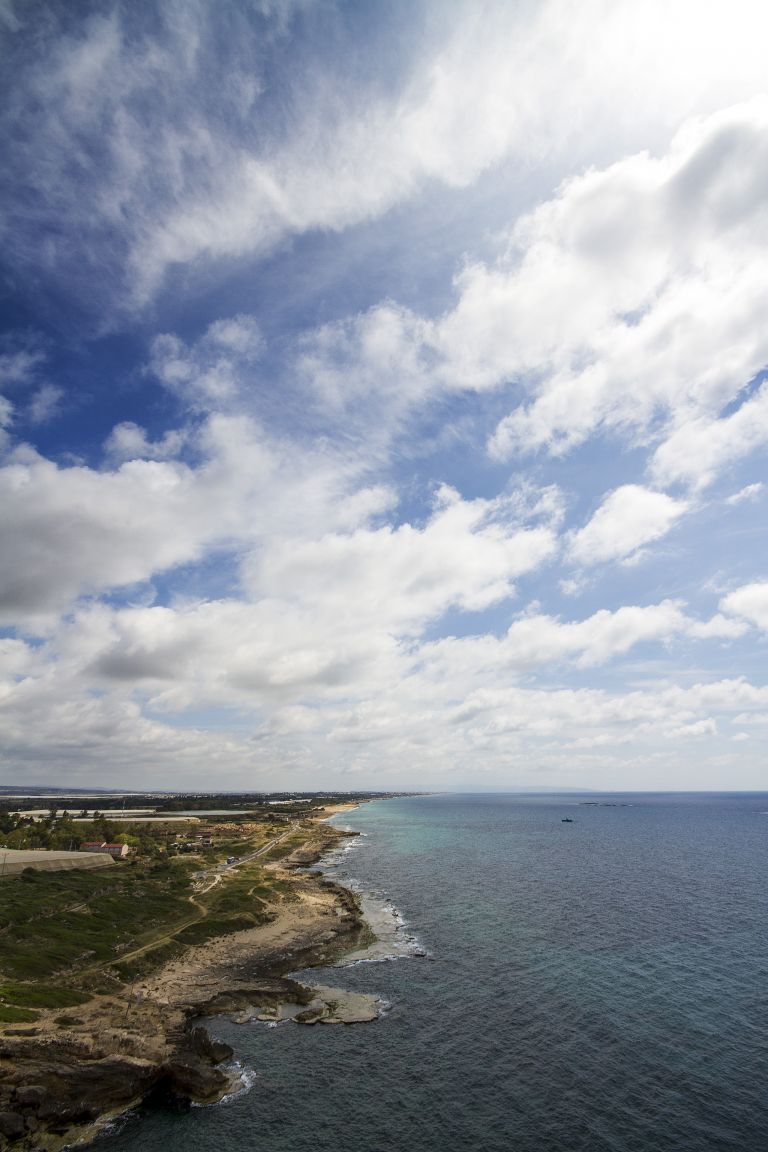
[203,864,276,913]
[0,808,173,857]
[174,913,268,946]
[0,806,359,997]
[0,1005,38,1023]
[262,832,307,860]
[0,860,196,979]
[113,940,186,982]
[0,984,89,1009]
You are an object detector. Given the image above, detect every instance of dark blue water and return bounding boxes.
[96,794,768,1151]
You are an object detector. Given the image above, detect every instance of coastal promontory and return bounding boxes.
[0,794,384,1149]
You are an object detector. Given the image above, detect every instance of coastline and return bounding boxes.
[315,809,427,966]
[0,807,381,1151]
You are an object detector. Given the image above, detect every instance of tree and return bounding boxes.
[93,814,117,843]
[0,808,16,836]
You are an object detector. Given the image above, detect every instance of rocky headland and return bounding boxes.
[0,820,377,1150]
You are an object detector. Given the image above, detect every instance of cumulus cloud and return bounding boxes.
[246,484,558,635]
[149,316,264,409]
[720,582,768,630]
[417,600,746,687]
[501,603,741,667]
[3,5,767,790]
[448,678,768,745]
[293,100,768,499]
[104,421,187,462]
[667,718,717,739]
[0,413,395,628]
[0,448,211,627]
[566,485,688,567]
[482,101,768,467]
[3,577,763,786]
[651,382,768,490]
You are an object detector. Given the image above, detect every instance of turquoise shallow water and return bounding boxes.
[95,793,768,1151]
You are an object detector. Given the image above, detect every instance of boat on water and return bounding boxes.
[561,817,574,822]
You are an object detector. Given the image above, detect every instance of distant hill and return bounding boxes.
[0,785,122,796]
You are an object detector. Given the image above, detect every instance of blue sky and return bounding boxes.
[2,0,768,791]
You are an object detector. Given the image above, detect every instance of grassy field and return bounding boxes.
[0,861,197,981]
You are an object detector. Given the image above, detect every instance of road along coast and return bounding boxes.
[0,808,379,1151]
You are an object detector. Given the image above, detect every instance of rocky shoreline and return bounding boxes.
[0,824,377,1150]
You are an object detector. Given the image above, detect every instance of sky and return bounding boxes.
[1,0,768,793]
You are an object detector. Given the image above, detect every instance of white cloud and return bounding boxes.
[3,6,768,791]
[4,567,765,786]
[732,712,768,727]
[651,383,768,490]
[116,2,768,312]
[104,421,186,461]
[720,582,768,630]
[0,447,210,628]
[667,718,717,739]
[0,348,44,387]
[72,599,400,712]
[0,395,12,454]
[479,100,768,467]
[447,678,768,744]
[0,669,258,786]
[5,2,768,310]
[0,343,48,447]
[293,100,768,493]
[567,485,688,567]
[0,413,395,628]
[0,2,21,34]
[725,482,764,505]
[149,316,264,409]
[27,384,64,425]
[418,600,746,685]
[295,303,437,445]
[685,613,748,640]
[245,484,558,636]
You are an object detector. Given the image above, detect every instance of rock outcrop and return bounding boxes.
[0,1022,234,1150]
[0,846,373,1150]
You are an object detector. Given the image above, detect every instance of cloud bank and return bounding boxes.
[1,1,767,790]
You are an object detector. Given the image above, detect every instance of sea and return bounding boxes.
[93,793,768,1152]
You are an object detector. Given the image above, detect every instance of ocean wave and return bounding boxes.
[317,825,431,966]
[192,1062,258,1108]
[91,1108,137,1141]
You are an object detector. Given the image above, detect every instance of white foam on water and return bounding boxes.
[193,1062,259,1108]
[321,862,429,965]
[312,813,431,967]
[87,1109,137,1143]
